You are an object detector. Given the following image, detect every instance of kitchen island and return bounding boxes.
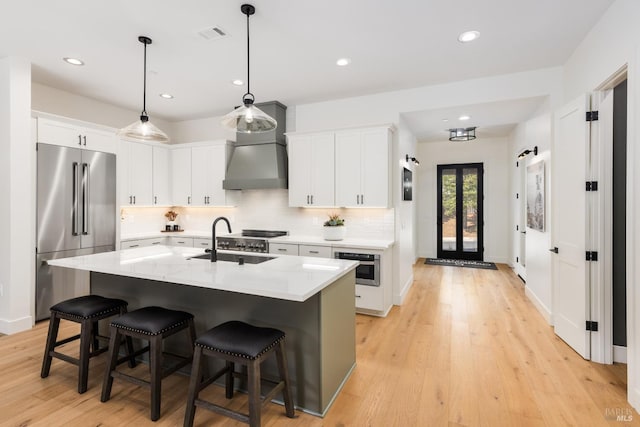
[47,245,358,416]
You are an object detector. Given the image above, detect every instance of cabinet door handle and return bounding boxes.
[355,295,362,298]
[154,196,157,204]
[361,194,364,204]
[278,248,287,252]
[310,195,313,204]
[188,196,191,205]
[151,242,160,245]
[129,195,132,204]
[356,195,360,204]
[133,195,136,204]
[177,241,185,244]
[306,195,310,204]
[309,250,319,254]
[83,135,87,146]
[129,244,139,248]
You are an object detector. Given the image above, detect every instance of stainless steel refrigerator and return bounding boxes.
[36,143,116,321]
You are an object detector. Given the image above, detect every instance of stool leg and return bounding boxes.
[247,360,261,427]
[78,318,93,393]
[150,335,163,421]
[41,313,60,378]
[101,326,121,402]
[91,320,100,352]
[225,361,235,399]
[276,340,295,418]
[183,346,203,427]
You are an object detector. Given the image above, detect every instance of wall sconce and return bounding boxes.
[405,154,420,165]
[517,146,538,159]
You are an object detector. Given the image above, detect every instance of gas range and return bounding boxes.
[216,229,288,253]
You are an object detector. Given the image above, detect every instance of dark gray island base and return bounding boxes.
[90,270,356,416]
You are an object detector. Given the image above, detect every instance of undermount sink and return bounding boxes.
[189,252,274,264]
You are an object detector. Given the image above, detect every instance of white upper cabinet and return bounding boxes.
[170,141,234,207]
[120,140,153,206]
[37,117,117,153]
[335,127,391,208]
[171,147,192,206]
[287,132,335,207]
[152,146,170,206]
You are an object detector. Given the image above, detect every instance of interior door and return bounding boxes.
[552,94,591,359]
[437,163,484,260]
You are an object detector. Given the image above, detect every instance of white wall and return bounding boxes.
[508,113,553,323]
[32,82,173,139]
[0,57,34,333]
[560,0,640,411]
[416,137,510,263]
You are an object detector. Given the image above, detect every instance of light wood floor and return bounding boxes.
[1,262,638,426]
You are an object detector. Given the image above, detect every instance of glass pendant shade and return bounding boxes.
[221,102,277,133]
[118,115,169,143]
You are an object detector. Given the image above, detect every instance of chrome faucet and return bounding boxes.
[211,217,232,262]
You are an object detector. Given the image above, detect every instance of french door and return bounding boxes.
[437,163,484,260]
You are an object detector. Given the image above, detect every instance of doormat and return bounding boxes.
[424,258,497,270]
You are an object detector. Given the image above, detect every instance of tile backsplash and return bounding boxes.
[121,189,394,240]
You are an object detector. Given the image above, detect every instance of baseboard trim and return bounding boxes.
[614,345,628,363]
[524,287,552,325]
[393,273,413,306]
[0,315,34,335]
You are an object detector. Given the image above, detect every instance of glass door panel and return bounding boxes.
[437,163,484,260]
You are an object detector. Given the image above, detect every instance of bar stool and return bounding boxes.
[184,320,295,427]
[41,294,134,393]
[101,306,196,421]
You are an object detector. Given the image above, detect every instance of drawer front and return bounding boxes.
[299,245,331,258]
[193,238,213,249]
[269,243,299,256]
[168,237,194,247]
[121,238,164,249]
[355,284,383,311]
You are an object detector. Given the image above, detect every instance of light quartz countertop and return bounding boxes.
[121,231,394,250]
[47,245,358,302]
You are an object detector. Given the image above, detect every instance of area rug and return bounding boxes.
[424,258,497,270]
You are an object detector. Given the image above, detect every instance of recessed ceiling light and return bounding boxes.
[459,115,471,121]
[442,118,449,122]
[458,30,480,43]
[336,58,351,67]
[232,79,244,86]
[159,93,174,99]
[63,57,84,66]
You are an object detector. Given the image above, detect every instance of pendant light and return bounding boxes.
[221,4,277,133]
[118,36,169,143]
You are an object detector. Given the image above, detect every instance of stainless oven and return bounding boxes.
[334,252,381,287]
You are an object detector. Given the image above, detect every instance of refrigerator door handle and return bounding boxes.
[72,162,79,236]
[82,163,90,235]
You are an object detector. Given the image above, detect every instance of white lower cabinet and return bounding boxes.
[193,238,213,250]
[299,245,332,258]
[121,237,165,249]
[269,243,299,256]
[354,284,384,311]
[167,236,193,247]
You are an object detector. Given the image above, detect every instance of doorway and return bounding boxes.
[436,163,484,260]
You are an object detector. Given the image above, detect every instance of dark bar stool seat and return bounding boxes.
[184,320,295,427]
[41,294,133,393]
[101,306,196,421]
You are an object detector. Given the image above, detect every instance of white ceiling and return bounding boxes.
[0,0,613,133]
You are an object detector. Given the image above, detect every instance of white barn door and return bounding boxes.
[552,94,592,359]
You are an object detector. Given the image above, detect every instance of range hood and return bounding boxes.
[223,101,288,190]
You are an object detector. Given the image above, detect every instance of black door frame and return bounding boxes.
[436,162,484,261]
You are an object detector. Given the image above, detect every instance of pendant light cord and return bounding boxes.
[142,39,148,117]
[243,6,254,103]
